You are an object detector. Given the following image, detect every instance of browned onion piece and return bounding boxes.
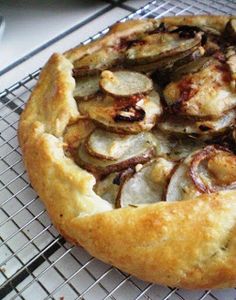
[79,91,162,134]
[114,105,145,122]
[189,145,235,193]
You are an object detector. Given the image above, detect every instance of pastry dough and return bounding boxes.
[19,16,236,289]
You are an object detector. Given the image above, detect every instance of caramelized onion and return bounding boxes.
[114,105,145,122]
[171,26,207,45]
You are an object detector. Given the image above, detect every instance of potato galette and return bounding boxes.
[19,16,236,289]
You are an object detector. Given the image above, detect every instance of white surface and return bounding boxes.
[0,7,128,90]
[0,0,108,73]
[126,0,152,9]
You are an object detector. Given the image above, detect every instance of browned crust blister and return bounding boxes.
[18,16,236,289]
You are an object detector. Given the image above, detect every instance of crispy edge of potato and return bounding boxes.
[75,143,156,178]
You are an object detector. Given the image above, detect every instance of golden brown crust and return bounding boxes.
[19,16,236,289]
[71,191,236,289]
[19,53,79,144]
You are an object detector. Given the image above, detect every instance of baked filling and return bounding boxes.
[19,16,236,289]
[66,18,236,209]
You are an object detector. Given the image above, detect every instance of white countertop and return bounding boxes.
[0,0,108,73]
[0,0,151,90]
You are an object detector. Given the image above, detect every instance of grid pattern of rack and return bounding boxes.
[1,0,236,299]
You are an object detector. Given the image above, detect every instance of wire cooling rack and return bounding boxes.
[1,0,236,299]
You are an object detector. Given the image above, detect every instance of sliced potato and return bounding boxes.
[128,47,199,73]
[79,91,162,134]
[158,110,236,138]
[100,70,153,97]
[94,169,134,205]
[164,62,236,118]
[126,32,201,65]
[116,158,175,208]
[63,118,95,150]
[76,133,155,177]
[200,25,221,36]
[166,145,236,202]
[74,75,100,100]
[86,129,156,160]
[170,56,213,81]
[153,129,205,160]
[134,46,204,85]
[73,47,123,77]
[165,154,201,202]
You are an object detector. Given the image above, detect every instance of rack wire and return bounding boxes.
[1,0,236,299]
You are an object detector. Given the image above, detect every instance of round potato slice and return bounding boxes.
[79,91,162,134]
[128,47,202,73]
[166,145,236,202]
[165,153,201,202]
[94,169,134,206]
[73,75,100,100]
[116,158,175,208]
[126,32,201,65]
[76,132,155,177]
[158,110,236,138]
[73,47,124,77]
[86,129,156,160]
[100,70,153,97]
